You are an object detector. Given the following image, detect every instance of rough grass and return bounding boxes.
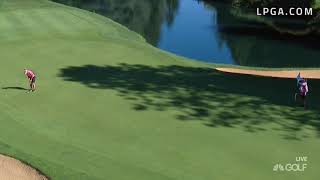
[0,0,319,180]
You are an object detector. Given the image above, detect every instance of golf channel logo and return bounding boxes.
[273,156,308,172]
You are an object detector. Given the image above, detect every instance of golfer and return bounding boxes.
[24,68,36,92]
[295,73,308,108]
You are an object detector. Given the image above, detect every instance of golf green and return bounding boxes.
[0,0,319,179]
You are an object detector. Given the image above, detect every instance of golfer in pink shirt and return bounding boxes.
[24,69,36,92]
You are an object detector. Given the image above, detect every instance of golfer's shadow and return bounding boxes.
[2,86,28,91]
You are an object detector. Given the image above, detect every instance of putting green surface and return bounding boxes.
[0,0,319,179]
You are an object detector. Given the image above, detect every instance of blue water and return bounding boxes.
[157,0,234,64]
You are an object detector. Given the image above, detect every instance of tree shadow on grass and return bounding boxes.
[59,63,320,140]
[2,87,28,91]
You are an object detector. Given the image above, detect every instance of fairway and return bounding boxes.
[0,0,319,180]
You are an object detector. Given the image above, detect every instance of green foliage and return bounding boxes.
[231,0,315,9]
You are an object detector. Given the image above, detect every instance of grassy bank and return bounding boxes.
[0,0,319,179]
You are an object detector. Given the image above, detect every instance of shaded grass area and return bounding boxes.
[59,63,320,140]
[2,86,28,90]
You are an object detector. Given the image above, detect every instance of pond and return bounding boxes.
[52,0,320,68]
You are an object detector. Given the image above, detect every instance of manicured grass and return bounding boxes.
[0,0,319,180]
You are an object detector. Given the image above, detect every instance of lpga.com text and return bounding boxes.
[257,7,313,16]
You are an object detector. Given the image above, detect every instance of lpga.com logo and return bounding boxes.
[273,156,308,172]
